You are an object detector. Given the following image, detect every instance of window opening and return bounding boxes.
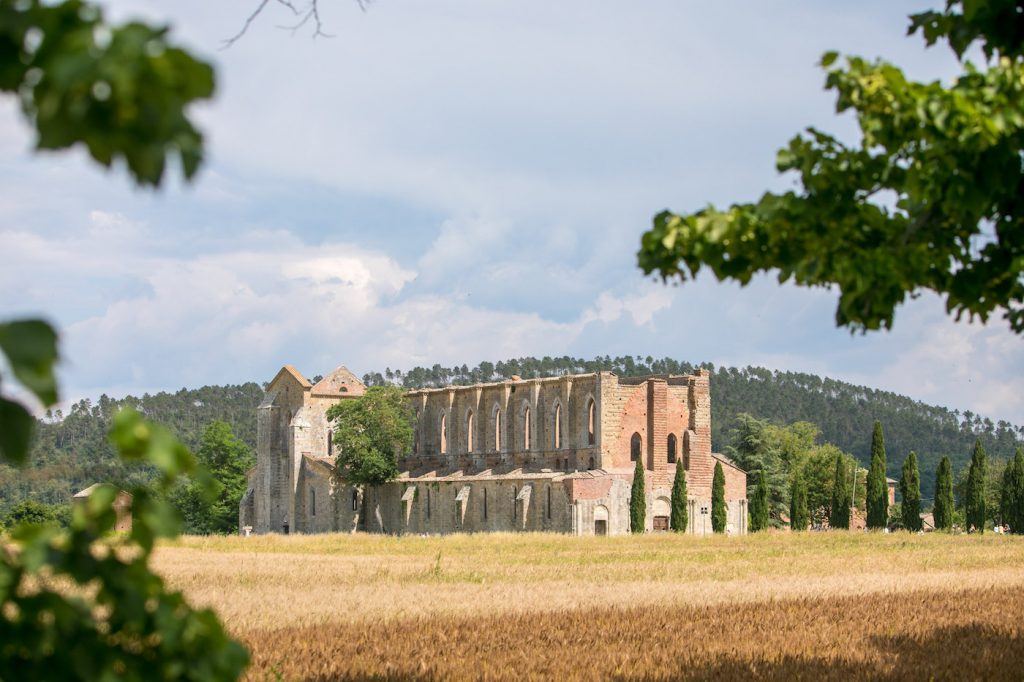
[631,433,642,462]
[667,434,677,464]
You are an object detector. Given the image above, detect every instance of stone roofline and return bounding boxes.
[269,364,313,389]
[712,453,747,474]
[405,368,709,397]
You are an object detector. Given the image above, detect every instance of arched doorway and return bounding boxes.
[594,504,609,536]
[653,497,671,532]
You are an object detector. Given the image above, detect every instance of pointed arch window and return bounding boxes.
[440,413,448,455]
[327,429,334,458]
[467,410,475,453]
[630,432,642,462]
[522,405,532,450]
[493,406,502,452]
[554,403,562,449]
[587,399,596,446]
[667,434,677,464]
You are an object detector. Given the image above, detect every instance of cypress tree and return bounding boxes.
[711,461,727,533]
[866,420,889,529]
[1000,447,1023,533]
[789,469,809,531]
[829,454,850,530]
[933,456,954,531]
[670,458,688,532]
[900,451,922,532]
[965,439,987,533]
[630,456,646,534]
[750,470,770,532]
[1015,448,1024,534]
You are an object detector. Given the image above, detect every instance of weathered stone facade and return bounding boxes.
[241,365,747,536]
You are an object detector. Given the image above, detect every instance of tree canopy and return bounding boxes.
[638,0,1024,334]
[327,386,414,488]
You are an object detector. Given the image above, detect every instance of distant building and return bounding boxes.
[240,365,748,537]
[72,484,132,532]
[886,477,897,507]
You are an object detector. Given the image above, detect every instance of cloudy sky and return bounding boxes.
[1,1,1021,424]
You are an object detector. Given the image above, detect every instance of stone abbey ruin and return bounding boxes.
[240,365,747,536]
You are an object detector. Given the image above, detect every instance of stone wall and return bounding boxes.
[247,364,747,537]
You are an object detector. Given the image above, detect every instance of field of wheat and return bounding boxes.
[154,532,1024,680]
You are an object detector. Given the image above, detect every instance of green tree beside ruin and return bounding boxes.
[901,451,922,532]
[933,456,955,531]
[866,421,889,529]
[670,458,688,532]
[711,461,727,533]
[829,453,851,530]
[630,457,646,534]
[966,439,988,532]
[749,470,770,533]
[789,469,809,532]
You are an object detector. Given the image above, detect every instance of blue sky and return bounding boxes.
[1,1,1022,424]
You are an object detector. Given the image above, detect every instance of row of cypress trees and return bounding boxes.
[628,421,1024,534]
[629,457,728,533]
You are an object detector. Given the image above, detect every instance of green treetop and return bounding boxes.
[866,421,889,529]
[711,461,727,533]
[172,421,254,534]
[638,0,1024,334]
[789,469,809,532]
[933,456,955,531]
[829,453,851,530]
[326,385,414,488]
[1005,448,1024,533]
[630,457,646,534]
[901,451,922,532]
[750,469,770,533]
[670,458,688,532]
[966,439,988,532]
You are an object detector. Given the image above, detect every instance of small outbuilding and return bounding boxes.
[72,484,133,532]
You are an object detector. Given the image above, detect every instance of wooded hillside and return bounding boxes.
[3,357,1019,514]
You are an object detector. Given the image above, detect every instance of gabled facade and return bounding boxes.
[241,365,747,536]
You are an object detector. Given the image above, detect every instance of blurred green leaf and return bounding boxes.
[0,396,33,465]
[0,319,58,405]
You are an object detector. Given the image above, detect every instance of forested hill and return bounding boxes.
[4,357,1021,513]
[0,384,263,512]
[364,356,1024,499]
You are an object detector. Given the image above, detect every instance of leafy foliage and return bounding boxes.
[933,456,955,530]
[711,461,726,533]
[901,451,923,532]
[789,470,809,531]
[1001,448,1024,532]
[0,318,248,679]
[965,439,988,532]
[1,499,67,529]
[630,457,645,534]
[669,459,687,532]
[171,421,254,535]
[829,454,851,530]
[0,0,214,186]
[725,415,861,528]
[749,470,770,532]
[638,0,1024,334]
[0,320,58,464]
[327,385,413,487]
[2,382,262,518]
[866,422,889,529]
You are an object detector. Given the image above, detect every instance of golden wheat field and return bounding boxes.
[154,532,1024,680]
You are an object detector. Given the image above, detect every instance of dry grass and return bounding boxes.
[151,532,1024,680]
[244,587,1024,681]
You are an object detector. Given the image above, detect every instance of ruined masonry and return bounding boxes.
[239,365,748,536]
